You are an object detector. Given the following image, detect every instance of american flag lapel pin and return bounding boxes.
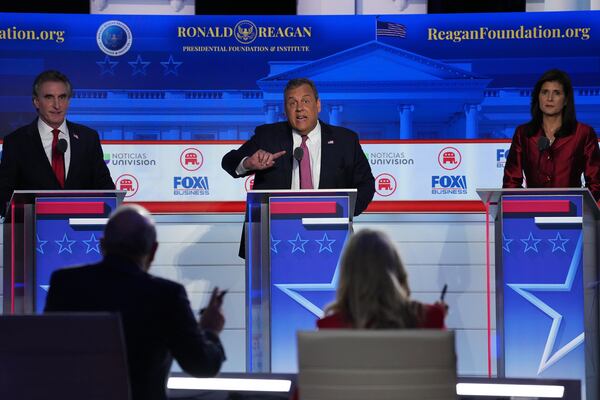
[327,140,334,144]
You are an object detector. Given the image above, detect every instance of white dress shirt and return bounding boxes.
[38,118,71,178]
[235,122,322,190]
[291,123,321,190]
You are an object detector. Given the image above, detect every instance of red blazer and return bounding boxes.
[316,303,446,329]
[502,122,600,200]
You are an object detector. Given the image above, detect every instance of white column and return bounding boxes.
[544,0,583,11]
[297,0,355,15]
[464,104,481,139]
[328,105,343,126]
[265,105,279,124]
[398,104,414,139]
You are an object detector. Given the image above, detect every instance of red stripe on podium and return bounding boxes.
[270,202,337,215]
[36,202,105,215]
[503,200,570,213]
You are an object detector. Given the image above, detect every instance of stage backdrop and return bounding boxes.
[1,11,599,204]
[1,11,600,379]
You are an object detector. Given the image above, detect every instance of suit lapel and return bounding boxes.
[279,125,293,189]
[27,119,59,183]
[319,122,336,188]
[65,121,80,185]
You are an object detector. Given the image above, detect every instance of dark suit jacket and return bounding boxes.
[44,255,226,400]
[222,121,375,215]
[503,122,600,200]
[222,121,375,257]
[0,119,115,216]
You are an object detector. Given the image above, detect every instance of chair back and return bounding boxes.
[297,329,457,400]
[0,313,130,400]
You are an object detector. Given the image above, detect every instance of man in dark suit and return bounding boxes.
[222,78,375,257]
[0,70,114,216]
[45,204,227,400]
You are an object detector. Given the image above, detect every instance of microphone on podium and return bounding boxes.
[537,136,550,152]
[293,147,304,162]
[57,138,68,154]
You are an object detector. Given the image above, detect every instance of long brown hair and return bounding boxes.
[325,229,422,328]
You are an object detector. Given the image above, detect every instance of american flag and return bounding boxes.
[376,20,407,38]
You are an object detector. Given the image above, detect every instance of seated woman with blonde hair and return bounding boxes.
[318,229,447,329]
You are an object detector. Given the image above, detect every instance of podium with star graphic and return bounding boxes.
[245,189,357,373]
[3,190,126,315]
[479,188,599,399]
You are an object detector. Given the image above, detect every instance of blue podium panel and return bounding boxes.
[245,189,356,372]
[34,196,118,312]
[502,195,585,382]
[269,196,350,372]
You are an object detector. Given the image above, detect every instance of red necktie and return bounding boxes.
[51,129,65,188]
[300,135,313,189]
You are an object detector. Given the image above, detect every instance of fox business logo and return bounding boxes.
[496,148,510,168]
[177,20,312,45]
[173,176,209,196]
[431,175,468,195]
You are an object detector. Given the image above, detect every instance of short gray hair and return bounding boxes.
[284,78,319,100]
[32,70,73,98]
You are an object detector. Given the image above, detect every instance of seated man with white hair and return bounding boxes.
[45,204,227,400]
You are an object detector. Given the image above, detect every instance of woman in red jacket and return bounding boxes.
[317,229,447,330]
[503,69,600,200]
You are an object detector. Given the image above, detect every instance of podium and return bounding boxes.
[478,188,599,399]
[3,190,126,315]
[245,189,357,373]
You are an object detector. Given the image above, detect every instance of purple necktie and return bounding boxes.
[300,135,313,189]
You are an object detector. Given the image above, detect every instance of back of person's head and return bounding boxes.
[528,68,577,137]
[32,70,73,98]
[101,204,157,269]
[328,229,420,329]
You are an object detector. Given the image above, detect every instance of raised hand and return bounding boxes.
[243,149,286,171]
[199,287,227,334]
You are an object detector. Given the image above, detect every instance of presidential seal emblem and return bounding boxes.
[97,20,133,57]
[234,20,257,45]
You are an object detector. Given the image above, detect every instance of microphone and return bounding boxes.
[537,136,550,152]
[57,138,68,154]
[293,147,304,162]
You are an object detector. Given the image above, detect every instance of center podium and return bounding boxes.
[245,189,357,372]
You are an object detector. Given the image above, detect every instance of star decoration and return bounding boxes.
[548,232,569,253]
[271,235,281,254]
[83,233,101,254]
[503,234,513,253]
[507,233,584,374]
[96,55,119,76]
[274,258,341,318]
[315,233,336,253]
[36,234,48,254]
[288,233,309,254]
[55,233,76,254]
[128,54,151,76]
[521,232,542,253]
[160,55,183,76]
